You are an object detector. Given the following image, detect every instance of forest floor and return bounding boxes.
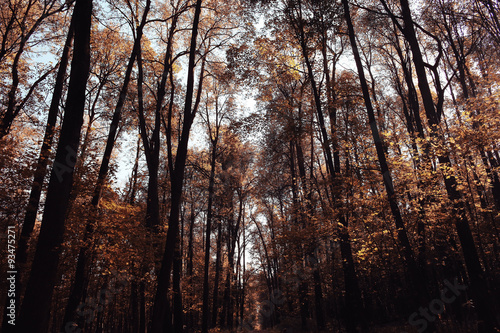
[211,319,478,333]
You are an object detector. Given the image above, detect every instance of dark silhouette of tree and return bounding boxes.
[16,0,92,329]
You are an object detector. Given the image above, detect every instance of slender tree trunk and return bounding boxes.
[128,135,141,205]
[131,279,139,333]
[202,141,218,332]
[59,3,150,327]
[343,0,431,324]
[321,32,341,174]
[172,216,184,333]
[289,140,309,330]
[17,20,73,269]
[210,218,223,328]
[398,0,500,330]
[224,192,243,329]
[390,33,431,271]
[139,278,146,333]
[295,140,326,331]
[291,4,364,330]
[64,77,101,218]
[139,8,176,230]
[240,221,246,329]
[338,213,364,332]
[186,195,196,331]
[150,0,204,329]
[17,0,92,329]
[221,263,231,328]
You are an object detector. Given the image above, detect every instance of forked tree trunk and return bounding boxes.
[150,0,204,330]
[139,8,177,231]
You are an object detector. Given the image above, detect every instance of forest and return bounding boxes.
[0,0,499,332]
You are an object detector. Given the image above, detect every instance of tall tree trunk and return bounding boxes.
[16,0,92,329]
[289,140,309,330]
[295,139,326,331]
[186,195,196,331]
[202,140,218,332]
[239,219,246,328]
[139,278,146,333]
[390,32,431,272]
[321,29,341,174]
[223,191,244,329]
[59,2,150,328]
[63,74,102,220]
[398,0,500,330]
[150,0,204,330]
[221,262,231,328]
[172,215,184,333]
[342,0,431,327]
[139,7,176,230]
[128,135,142,205]
[210,218,223,329]
[17,19,73,269]
[1,19,74,333]
[290,2,364,330]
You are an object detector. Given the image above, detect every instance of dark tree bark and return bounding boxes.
[127,135,142,205]
[16,0,92,329]
[150,0,204,330]
[388,29,431,272]
[396,0,500,330]
[202,139,218,332]
[342,0,431,325]
[287,2,364,330]
[185,184,198,331]
[59,1,151,329]
[138,7,178,231]
[210,218,223,329]
[1,19,74,333]
[288,140,309,330]
[221,190,244,329]
[295,139,326,331]
[172,212,184,333]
